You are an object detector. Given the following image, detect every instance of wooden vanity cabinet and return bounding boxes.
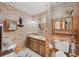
[26,36,46,57]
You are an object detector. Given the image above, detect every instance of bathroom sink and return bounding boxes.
[27,34,45,41]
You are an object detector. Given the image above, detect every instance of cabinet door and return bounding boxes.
[30,39,33,50]
[32,40,36,51]
[38,42,42,56]
[36,40,39,53]
[41,44,45,56]
[30,38,35,51]
[61,20,65,29]
[75,36,79,55]
[26,37,30,48]
[38,41,45,56]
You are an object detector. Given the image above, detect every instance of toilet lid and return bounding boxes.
[55,51,67,57]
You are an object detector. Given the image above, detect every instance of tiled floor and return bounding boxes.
[17,48,41,57]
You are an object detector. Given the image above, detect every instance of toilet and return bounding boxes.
[55,51,67,57]
[53,40,70,57]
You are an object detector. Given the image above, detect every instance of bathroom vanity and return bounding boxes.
[26,35,46,57]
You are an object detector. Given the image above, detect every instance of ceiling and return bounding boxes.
[7,2,48,15]
[6,2,75,15]
[50,2,74,7]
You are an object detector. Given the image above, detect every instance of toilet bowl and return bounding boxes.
[55,51,67,57]
[53,40,70,57]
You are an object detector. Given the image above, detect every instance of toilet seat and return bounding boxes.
[55,51,67,57]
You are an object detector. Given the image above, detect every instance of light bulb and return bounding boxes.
[31,21,34,23]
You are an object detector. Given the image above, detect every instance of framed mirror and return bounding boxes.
[4,20,17,32]
[61,20,65,29]
[9,20,17,31]
[65,17,72,29]
[52,17,72,34]
[53,17,72,30]
[61,17,72,30]
[53,20,61,30]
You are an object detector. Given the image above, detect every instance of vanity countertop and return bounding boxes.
[27,34,46,41]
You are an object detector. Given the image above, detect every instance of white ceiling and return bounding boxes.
[6,2,75,15]
[7,2,48,15]
[50,2,74,7]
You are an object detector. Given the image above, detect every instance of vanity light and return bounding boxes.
[31,21,34,24]
[43,17,46,23]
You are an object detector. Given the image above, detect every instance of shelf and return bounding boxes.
[17,24,24,27]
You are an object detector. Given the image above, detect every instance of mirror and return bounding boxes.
[4,20,17,32]
[53,20,61,30]
[61,20,65,29]
[53,17,72,30]
[9,20,17,31]
[64,17,72,29]
[55,21,61,29]
[61,17,72,30]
